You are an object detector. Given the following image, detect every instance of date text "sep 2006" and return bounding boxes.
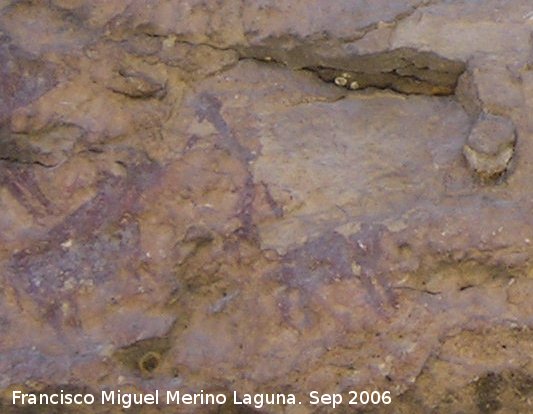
[309,390,392,408]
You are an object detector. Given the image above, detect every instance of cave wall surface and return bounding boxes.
[2,1,533,413]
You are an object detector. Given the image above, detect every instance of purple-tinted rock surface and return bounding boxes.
[2,1,533,413]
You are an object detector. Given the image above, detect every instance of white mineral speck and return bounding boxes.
[61,239,73,249]
[334,76,347,86]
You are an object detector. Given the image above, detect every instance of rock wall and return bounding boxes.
[2,1,533,413]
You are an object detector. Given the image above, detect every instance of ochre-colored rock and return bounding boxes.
[2,1,533,413]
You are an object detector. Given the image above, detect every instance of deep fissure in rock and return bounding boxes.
[306,48,466,95]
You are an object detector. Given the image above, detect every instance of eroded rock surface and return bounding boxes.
[463,113,517,182]
[309,48,465,95]
[2,1,533,413]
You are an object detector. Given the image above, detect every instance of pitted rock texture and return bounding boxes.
[2,1,533,414]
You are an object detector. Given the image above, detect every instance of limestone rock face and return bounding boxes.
[463,113,517,182]
[2,1,533,413]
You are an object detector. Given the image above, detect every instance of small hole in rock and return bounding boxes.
[139,351,161,374]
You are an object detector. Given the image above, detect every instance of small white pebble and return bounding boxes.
[334,76,348,86]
